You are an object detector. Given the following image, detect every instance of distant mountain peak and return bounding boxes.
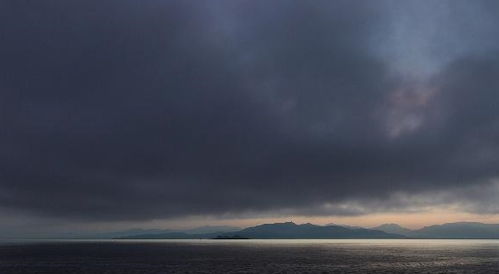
[381,223,400,226]
[371,223,412,236]
[375,223,408,229]
[410,221,499,238]
[325,223,363,229]
[223,222,404,239]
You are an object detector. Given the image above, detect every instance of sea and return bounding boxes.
[1,239,499,273]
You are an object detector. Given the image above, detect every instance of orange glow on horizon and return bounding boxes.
[145,209,499,231]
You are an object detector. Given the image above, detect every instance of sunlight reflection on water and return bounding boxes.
[1,239,499,273]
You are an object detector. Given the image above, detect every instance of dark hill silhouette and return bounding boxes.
[372,222,499,238]
[117,221,499,239]
[120,222,403,239]
[410,222,499,238]
[218,222,403,239]
[371,223,412,236]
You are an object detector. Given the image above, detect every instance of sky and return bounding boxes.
[1,0,499,237]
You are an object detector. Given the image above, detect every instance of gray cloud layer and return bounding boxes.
[1,0,499,221]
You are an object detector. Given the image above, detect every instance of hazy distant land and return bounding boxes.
[114,221,499,240]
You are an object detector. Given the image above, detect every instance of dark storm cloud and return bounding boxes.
[1,0,499,220]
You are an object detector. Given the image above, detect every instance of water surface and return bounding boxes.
[1,239,498,273]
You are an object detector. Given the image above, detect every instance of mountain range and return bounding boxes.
[120,222,401,239]
[371,223,413,236]
[372,222,499,239]
[42,226,240,239]
[118,222,499,239]
[216,222,401,239]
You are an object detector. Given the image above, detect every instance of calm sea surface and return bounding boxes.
[1,239,499,273]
